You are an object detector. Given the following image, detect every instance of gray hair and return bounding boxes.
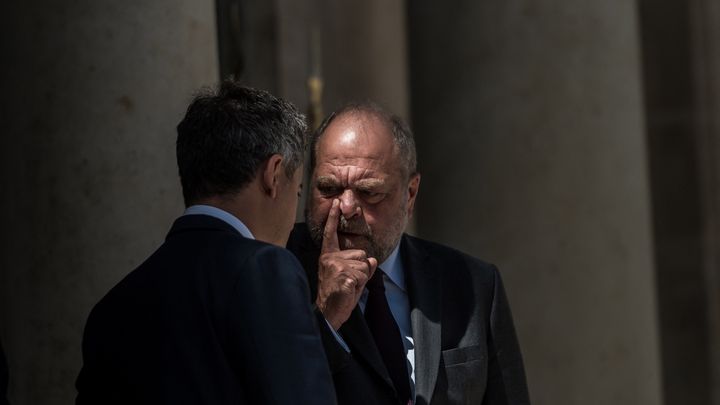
[177,80,307,206]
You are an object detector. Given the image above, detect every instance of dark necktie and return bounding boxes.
[364,269,411,405]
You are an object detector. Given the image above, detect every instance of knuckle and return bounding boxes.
[320,253,337,264]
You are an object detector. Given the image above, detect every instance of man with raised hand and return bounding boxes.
[76,81,336,405]
[287,103,530,405]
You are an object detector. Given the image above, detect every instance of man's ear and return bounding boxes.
[261,154,284,199]
[407,173,421,217]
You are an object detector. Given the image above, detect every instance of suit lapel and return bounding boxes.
[402,235,441,404]
[340,307,396,391]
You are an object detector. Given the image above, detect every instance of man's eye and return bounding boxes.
[318,186,341,196]
[359,190,384,203]
[360,190,380,198]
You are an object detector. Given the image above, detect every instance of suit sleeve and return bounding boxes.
[483,266,531,405]
[313,309,353,373]
[227,246,337,405]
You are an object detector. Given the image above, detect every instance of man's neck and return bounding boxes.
[184,205,254,239]
[194,183,280,245]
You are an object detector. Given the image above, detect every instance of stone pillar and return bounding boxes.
[638,0,715,403]
[314,0,409,118]
[407,1,662,404]
[691,0,720,403]
[0,1,218,404]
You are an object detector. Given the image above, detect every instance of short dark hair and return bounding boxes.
[310,102,417,179]
[176,80,307,206]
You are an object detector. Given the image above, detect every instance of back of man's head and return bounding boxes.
[176,80,307,207]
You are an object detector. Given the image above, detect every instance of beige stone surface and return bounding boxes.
[0,1,218,403]
[407,1,662,404]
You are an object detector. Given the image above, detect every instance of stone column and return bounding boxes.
[314,0,409,118]
[0,1,218,404]
[691,0,720,403]
[638,0,715,403]
[407,1,662,404]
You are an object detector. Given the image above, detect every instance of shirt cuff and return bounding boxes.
[324,318,350,353]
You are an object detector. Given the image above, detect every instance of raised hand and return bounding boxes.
[316,199,378,330]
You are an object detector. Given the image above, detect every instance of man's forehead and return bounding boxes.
[316,175,386,187]
[318,114,395,153]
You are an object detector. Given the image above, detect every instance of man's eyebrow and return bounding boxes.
[316,176,340,186]
[354,179,385,189]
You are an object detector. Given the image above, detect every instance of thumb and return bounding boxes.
[366,257,378,278]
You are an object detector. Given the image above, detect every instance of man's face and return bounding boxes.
[306,114,420,262]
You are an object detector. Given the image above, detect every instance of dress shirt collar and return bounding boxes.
[183,204,255,240]
[379,241,405,292]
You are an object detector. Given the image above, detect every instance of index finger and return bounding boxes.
[322,199,340,253]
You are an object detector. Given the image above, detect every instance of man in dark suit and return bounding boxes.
[287,103,530,405]
[76,82,336,405]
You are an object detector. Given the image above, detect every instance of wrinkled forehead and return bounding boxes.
[316,114,400,166]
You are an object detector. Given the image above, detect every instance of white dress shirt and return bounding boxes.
[183,205,255,240]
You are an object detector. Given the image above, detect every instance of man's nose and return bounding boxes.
[339,189,360,219]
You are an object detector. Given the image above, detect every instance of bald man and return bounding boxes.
[288,103,530,405]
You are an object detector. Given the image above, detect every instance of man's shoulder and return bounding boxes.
[163,226,299,281]
[401,233,500,282]
[109,217,291,297]
[87,221,301,327]
[402,234,495,268]
[164,214,283,260]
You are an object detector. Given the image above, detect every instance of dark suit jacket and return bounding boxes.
[287,223,530,405]
[76,215,336,405]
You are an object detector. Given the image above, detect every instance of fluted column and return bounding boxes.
[0,2,218,404]
[407,1,662,404]
[691,0,720,403]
